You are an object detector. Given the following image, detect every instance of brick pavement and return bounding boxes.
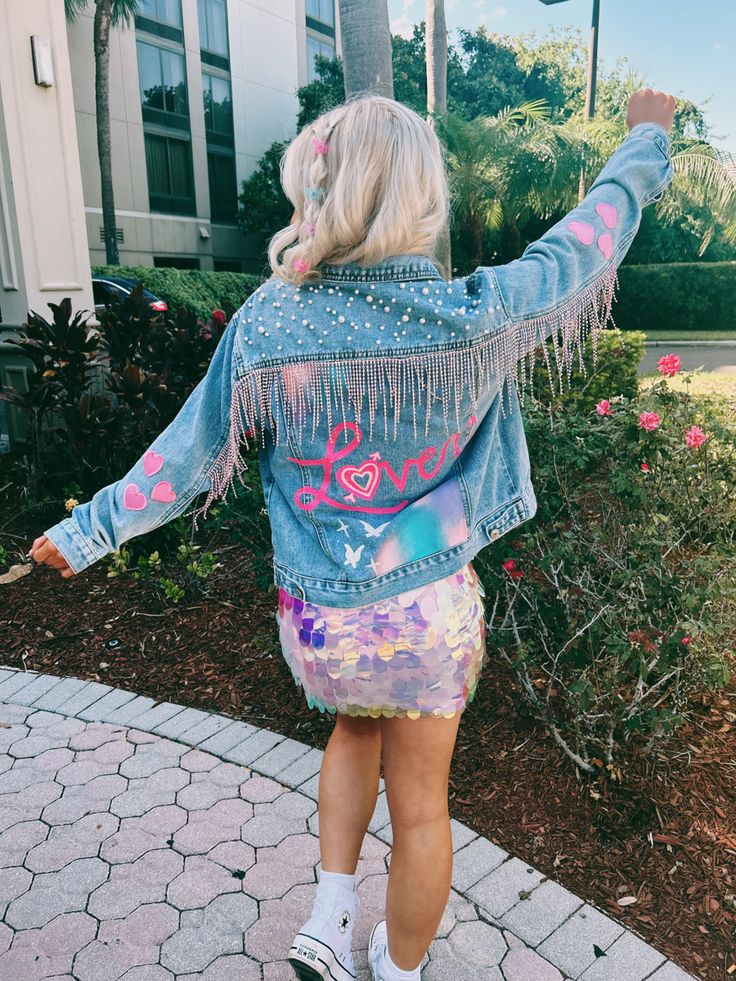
[0,667,697,981]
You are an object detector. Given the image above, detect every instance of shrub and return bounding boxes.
[93,266,262,320]
[613,261,736,332]
[0,289,229,493]
[527,326,645,415]
[475,352,736,774]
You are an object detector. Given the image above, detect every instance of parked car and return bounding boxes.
[92,275,168,317]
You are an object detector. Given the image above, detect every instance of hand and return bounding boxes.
[626,88,676,133]
[29,535,75,578]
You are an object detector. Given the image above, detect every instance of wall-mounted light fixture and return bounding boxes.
[31,36,54,87]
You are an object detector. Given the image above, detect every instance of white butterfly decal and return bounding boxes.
[337,519,349,536]
[359,520,389,538]
[344,543,364,568]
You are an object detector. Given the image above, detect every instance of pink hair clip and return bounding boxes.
[293,257,310,274]
[312,137,329,156]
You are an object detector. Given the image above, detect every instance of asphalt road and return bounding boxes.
[639,343,736,375]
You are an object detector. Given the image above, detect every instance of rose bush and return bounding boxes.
[474,339,736,773]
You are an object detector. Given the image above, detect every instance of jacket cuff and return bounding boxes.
[626,121,671,158]
[43,517,108,575]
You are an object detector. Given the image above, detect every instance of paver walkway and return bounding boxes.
[0,667,697,981]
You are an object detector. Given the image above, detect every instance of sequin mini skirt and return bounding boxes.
[276,562,487,719]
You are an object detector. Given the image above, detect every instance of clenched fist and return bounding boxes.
[29,535,75,578]
[627,88,676,133]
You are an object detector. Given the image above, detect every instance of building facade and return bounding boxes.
[67,0,339,273]
[0,0,337,450]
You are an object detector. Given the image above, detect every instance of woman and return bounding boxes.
[31,88,676,980]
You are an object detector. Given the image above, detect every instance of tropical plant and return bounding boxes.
[64,0,141,264]
[437,87,736,271]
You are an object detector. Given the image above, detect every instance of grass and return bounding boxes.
[639,329,736,342]
[640,369,736,400]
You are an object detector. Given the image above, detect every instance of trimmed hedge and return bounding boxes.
[93,265,263,320]
[95,261,736,333]
[614,261,736,332]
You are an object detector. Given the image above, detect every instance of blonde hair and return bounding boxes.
[268,95,449,285]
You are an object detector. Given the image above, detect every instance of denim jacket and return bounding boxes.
[44,122,673,606]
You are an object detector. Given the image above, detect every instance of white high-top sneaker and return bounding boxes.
[288,885,359,981]
[368,919,389,981]
[369,920,425,980]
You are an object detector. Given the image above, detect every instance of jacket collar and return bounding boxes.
[319,253,443,284]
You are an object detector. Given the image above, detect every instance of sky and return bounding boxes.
[387,0,736,157]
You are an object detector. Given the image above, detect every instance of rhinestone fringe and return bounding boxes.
[191,263,619,530]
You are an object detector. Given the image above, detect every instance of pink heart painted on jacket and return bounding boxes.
[598,233,613,260]
[123,483,147,511]
[567,221,595,246]
[336,463,381,500]
[143,450,164,477]
[595,202,618,228]
[151,481,177,504]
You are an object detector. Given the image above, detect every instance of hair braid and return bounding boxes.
[284,118,337,282]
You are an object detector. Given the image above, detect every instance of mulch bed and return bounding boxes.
[1,504,734,980]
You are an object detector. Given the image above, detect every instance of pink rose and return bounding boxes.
[685,425,707,449]
[657,353,682,377]
[595,399,612,416]
[638,411,661,431]
[640,461,650,472]
[502,558,523,581]
[681,636,691,645]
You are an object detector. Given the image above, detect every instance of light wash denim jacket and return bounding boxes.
[44,122,673,606]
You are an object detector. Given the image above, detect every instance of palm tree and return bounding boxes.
[337,0,393,99]
[438,97,736,271]
[426,0,451,278]
[65,0,141,265]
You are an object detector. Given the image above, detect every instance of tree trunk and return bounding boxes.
[94,0,119,265]
[337,0,394,99]
[426,0,451,278]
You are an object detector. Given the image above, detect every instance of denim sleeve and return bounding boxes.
[480,122,674,384]
[42,315,240,575]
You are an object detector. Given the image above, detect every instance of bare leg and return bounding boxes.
[318,712,382,873]
[380,712,463,970]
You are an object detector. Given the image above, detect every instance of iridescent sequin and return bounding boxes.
[276,562,487,719]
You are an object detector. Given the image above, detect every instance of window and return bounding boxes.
[137,0,183,32]
[153,256,201,269]
[202,73,233,137]
[92,281,127,307]
[144,133,196,215]
[306,0,335,27]
[207,151,237,223]
[137,41,188,122]
[307,35,336,82]
[214,259,242,272]
[198,0,229,56]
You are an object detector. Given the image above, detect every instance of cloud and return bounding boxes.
[490,4,508,17]
[390,0,418,38]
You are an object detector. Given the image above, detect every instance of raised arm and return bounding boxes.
[35,312,241,576]
[482,89,676,394]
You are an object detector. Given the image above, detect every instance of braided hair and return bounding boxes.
[279,116,338,284]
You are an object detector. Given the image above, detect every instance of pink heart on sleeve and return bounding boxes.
[567,220,595,246]
[143,450,164,477]
[597,233,613,260]
[123,483,147,511]
[151,481,177,504]
[595,202,618,228]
